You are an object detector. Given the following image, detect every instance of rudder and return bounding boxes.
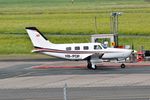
[26,27,52,48]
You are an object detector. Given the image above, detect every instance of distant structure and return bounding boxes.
[110,12,122,47]
[91,34,117,48]
[71,0,74,4]
[144,0,150,2]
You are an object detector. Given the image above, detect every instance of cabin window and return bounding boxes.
[83,46,89,50]
[66,47,71,51]
[94,45,102,50]
[75,46,80,50]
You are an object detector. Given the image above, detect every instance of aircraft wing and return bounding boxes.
[32,49,104,60]
[83,52,104,60]
[32,49,41,53]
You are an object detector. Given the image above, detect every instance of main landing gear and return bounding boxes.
[87,60,97,70]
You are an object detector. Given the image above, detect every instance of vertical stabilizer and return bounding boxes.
[26,27,52,48]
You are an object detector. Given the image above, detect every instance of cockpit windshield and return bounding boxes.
[102,44,107,49]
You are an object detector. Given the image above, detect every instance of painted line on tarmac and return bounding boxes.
[31,65,86,69]
[14,72,35,77]
[126,64,150,67]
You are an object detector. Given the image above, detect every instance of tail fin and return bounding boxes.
[26,27,52,48]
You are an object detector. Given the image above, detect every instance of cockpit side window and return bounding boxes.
[94,45,102,50]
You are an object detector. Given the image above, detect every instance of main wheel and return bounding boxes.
[120,64,126,68]
[87,61,92,69]
[87,61,97,70]
[91,65,97,70]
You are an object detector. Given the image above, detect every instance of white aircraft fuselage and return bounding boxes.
[33,43,131,60]
[26,27,132,70]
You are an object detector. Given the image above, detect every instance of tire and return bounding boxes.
[91,65,97,70]
[87,61,92,69]
[87,61,97,70]
[120,64,126,68]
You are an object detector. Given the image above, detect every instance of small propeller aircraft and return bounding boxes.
[26,27,132,70]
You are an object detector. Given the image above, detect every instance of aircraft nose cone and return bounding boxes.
[126,49,132,57]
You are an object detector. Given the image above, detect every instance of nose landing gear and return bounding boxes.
[120,63,126,68]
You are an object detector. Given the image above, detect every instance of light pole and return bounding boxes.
[110,12,122,47]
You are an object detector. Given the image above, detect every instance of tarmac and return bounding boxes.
[0,55,150,89]
[0,55,150,100]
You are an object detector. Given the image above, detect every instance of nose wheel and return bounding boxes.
[120,63,126,68]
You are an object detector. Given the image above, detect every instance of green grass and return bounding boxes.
[0,0,149,35]
[0,12,150,35]
[0,34,32,54]
[119,37,150,50]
